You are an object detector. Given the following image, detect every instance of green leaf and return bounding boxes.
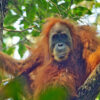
[3,47,15,55]
[59,1,69,8]
[72,6,92,16]
[96,93,100,100]
[95,3,100,8]
[5,26,16,30]
[39,85,70,100]
[37,0,48,9]
[97,14,100,25]
[4,11,20,25]
[48,6,60,14]
[86,0,95,1]
[2,42,6,49]
[18,0,25,5]
[26,3,36,22]
[0,75,28,100]
[18,43,26,58]
[31,30,40,37]
[73,0,84,4]
[51,0,58,4]
[5,31,21,37]
[20,18,30,29]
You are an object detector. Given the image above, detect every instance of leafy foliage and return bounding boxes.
[3,0,96,58]
[39,85,70,100]
[0,75,28,100]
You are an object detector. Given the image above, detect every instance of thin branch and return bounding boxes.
[3,27,40,43]
[1,26,40,50]
[49,0,62,17]
[3,26,40,33]
[4,27,33,33]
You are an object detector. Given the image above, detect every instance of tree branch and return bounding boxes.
[3,26,40,33]
[77,64,100,100]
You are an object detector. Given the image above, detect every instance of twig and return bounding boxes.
[3,27,40,43]
[1,26,40,50]
[49,0,62,17]
[3,26,40,33]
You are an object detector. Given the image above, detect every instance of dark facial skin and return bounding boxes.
[49,22,73,62]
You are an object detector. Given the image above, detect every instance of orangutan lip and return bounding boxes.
[58,54,65,59]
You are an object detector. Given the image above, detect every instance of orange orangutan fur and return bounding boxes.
[0,17,100,99]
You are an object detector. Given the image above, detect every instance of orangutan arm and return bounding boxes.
[0,50,42,76]
[0,52,23,76]
[77,26,100,73]
[87,46,100,73]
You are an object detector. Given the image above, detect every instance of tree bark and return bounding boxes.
[77,64,100,100]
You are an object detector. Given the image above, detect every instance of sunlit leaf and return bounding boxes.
[26,3,36,22]
[31,30,40,37]
[4,11,20,25]
[39,85,70,100]
[0,75,28,100]
[95,3,100,8]
[3,47,15,55]
[18,43,26,57]
[72,6,92,16]
[97,14,100,25]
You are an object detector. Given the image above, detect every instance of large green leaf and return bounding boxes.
[5,26,16,30]
[39,85,70,100]
[3,47,15,55]
[31,30,40,37]
[72,6,92,16]
[18,43,26,58]
[0,75,28,100]
[95,3,100,8]
[26,3,36,22]
[4,11,20,25]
